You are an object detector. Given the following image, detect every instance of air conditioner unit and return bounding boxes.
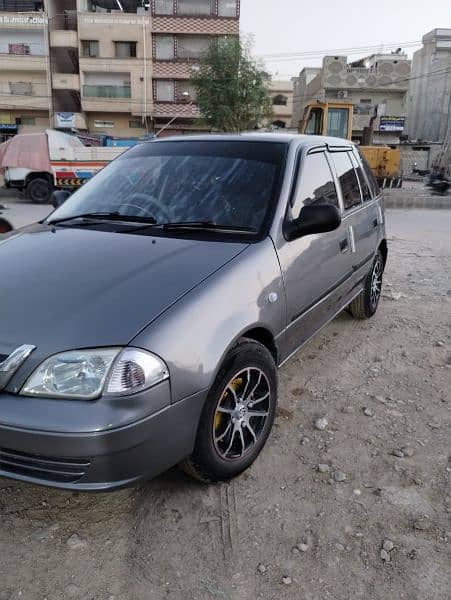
[337,90,348,99]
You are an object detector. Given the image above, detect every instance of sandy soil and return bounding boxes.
[0,209,450,600]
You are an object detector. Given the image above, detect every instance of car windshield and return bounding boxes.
[49,140,287,236]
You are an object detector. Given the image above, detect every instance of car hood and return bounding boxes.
[0,224,247,357]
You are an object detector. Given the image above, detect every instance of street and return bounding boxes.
[0,200,450,600]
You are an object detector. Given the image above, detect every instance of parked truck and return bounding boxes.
[299,101,403,187]
[0,130,126,204]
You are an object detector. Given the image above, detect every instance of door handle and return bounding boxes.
[340,238,348,252]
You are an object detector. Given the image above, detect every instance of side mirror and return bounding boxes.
[51,190,71,209]
[284,204,341,241]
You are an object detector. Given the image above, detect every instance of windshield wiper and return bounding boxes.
[161,221,257,234]
[48,212,157,226]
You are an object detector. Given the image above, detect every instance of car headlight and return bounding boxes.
[21,347,169,400]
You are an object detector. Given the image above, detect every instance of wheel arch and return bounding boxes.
[239,326,278,364]
[25,171,53,185]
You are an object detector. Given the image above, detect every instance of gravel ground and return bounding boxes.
[0,209,450,600]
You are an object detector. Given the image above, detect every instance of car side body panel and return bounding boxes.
[132,237,287,403]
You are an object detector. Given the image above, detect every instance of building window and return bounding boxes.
[114,42,137,58]
[81,40,99,58]
[9,82,32,95]
[177,35,210,59]
[8,43,30,55]
[129,120,143,128]
[155,80,175,101]
[19,116,36,125]
[218,0,237,16]
[155,35,175,60]
[272,94,288,106]
[154,0,174,14]
[177,0,212,16]
[94,120,115,128]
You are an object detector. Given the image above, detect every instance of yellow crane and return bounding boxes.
[299,101,402,187]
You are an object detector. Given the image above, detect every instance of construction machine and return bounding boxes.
[299,101,402,187]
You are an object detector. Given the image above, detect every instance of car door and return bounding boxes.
[276,147,355,360]
[328,149,379,285]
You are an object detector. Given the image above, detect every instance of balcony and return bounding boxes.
[50,29,78,47]
[0,51,47,70]
[83,85,131,98]
[0,91,49,110]
[153,102,201,119]
[52,73,80,90]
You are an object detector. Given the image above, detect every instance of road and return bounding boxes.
[0,198,450,600]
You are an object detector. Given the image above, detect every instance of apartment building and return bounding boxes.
[0,0,240,139]
[290,52,412,144]
[269,80,293,129]
[406,29,451,144]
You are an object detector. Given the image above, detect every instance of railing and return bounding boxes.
[346,67,371,74]
[83,85,131,98]
[50,14,77,31]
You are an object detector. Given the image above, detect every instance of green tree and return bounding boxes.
[192,37,272,132]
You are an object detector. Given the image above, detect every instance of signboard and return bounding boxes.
[0,15,47,25]
[56,113,76,129]
[379,116,405,132]
[0,123,18,134]
[80,16,147,25]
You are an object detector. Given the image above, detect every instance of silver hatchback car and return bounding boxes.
[0,134,386,490]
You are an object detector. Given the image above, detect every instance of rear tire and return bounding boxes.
[180,339,277,483]
[349,250,384,319]
[25,177,53,204]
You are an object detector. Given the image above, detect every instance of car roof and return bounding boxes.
[151,132,354,149]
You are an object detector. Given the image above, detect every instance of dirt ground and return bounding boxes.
[0,209,450,600]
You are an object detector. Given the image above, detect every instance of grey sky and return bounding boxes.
[240,0,450,79]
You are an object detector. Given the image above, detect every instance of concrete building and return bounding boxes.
[269,79,293,129]
[291,67,320,130]
[0,0,240,140]
[290,52,412,144]
[406,29,451,146]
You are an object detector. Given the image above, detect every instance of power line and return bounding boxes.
[257,40,422,62]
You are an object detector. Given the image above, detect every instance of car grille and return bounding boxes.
[0,447,91,484]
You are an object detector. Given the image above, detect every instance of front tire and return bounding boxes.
[181,339,277,483]
[348,250,384,319]
[25,177,53,204]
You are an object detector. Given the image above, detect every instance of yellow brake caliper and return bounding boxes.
[215,377,243,430]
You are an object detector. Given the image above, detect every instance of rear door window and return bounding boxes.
[349,152,372,201]
[330,151,362,210]
[357,149,380,198]
[291,151,339,219]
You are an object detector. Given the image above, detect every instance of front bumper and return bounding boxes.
[0,389,206,491]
